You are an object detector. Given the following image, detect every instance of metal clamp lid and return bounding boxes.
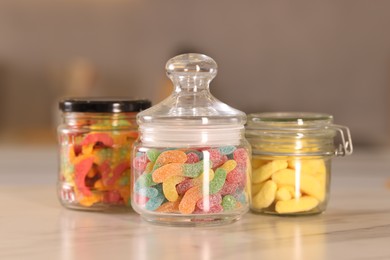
[333,125,353,156]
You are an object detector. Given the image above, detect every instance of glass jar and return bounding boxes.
[245,112,353,215]
[131,53,251,225]
[58,98,151,211]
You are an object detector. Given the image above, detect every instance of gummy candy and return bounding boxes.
[132,146,250,216]
[58,118,138,209]
[163,175,186,202]
[221,195,237,211]
[251,155,328,214]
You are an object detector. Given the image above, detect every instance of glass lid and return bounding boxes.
[137,53,246,127]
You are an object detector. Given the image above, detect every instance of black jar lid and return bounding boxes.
[59,98,152,113]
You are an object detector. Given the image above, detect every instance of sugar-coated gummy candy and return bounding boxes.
[133,154,149,172]
[183,160,211,178]
[135,172,156,188]
[219,160,237,173]
[136,186,159,198]
[176,178,194,196]
[252,180,277,209]
[275,196,319,214]
[194,204,223,214]
[163,175,186,202]
[179,186,202,214]
[153,150,188,169]
[133,146,249,215]
[209,168,227,194]
[222,195,237,211]
[219,181,238,196]
[196,193,222,211]
[152,160,208,183]
[146,149,161,163]
[218,146,236,155]
[156,199,181,213]
[207,149,226,168]
[185,152,200,164]
[233,148,248,165]
[145,195,165,211]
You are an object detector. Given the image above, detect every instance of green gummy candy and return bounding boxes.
[183,160,211,178]
[209,168,227,194]
[222,195,237,210]
[146,149,161,163]
[135,173,156,189]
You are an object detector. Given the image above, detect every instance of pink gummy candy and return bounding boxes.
[233,148,248,166]
[207,149,227,168]
[176,178,194,196]
[103,190,123,204]
[219,181,238,196]
[194,204,223,214]
[74,157,94,196]
[196,193,222,210]
[133,154,149,172]
[185,152,200,164]
[81,133,114,147]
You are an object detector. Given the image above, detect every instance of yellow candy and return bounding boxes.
[278,185,301,199]
[252,158,269,169]
[252,180,277,209]
[192,169,215,186]
[275,196,319,214]
[272,168,325,201]
[219,160,237,173]
[82,144,94,155]
[252,182,265,197]
[163,175,186,202]
[275,187,292,201]
[288,158,327,183]
[79,193,101,207]
[252,160,288,184]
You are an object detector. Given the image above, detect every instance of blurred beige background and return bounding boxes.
[0,0,389,147]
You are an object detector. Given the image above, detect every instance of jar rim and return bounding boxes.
[247,112,333,124]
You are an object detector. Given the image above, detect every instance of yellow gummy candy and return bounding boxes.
[275,187,292,201]
[219,160,237,173]
[79,193,101,207]
[272,168,325,201]
[252,160,288,184]
[192,169,215,186]
[252,180,277,209]
[163,175,186,202]
[275,196,319,214]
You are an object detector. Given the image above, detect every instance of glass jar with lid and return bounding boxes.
[131,53,251,225]
[58,98,151,211]
[246,112,353,215]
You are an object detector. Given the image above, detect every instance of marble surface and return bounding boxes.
[1,145,390,260]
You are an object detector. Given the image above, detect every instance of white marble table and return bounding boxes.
[1,145,390,260]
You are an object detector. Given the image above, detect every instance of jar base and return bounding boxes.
[250,207,324,216]
[140,213,244,227]
[60,201,132,212]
